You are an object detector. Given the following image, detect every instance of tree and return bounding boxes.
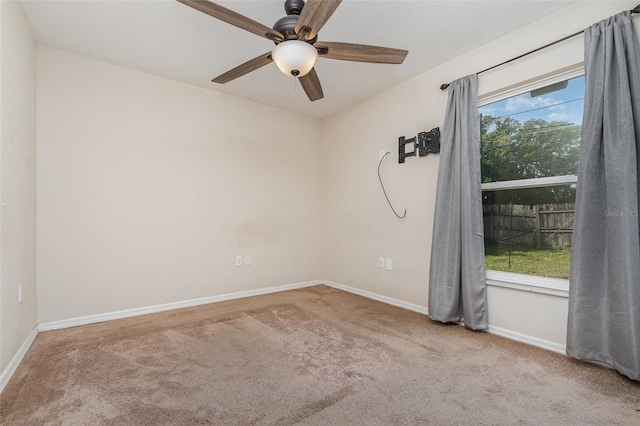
[480,115,580,205]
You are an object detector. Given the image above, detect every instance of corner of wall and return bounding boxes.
[0,0,38,375]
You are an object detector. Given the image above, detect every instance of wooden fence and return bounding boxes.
[483,203,574,250]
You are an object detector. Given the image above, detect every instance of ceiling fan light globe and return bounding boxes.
[272,40,318,77]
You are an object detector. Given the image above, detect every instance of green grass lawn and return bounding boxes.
[484,244,571,279]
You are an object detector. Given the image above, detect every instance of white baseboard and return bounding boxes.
[0,326,39,394]
[39,280,322,331]
[487,325,566,354]
[2,279,566,397]
[322,280,566,355]
[322,280,429,315]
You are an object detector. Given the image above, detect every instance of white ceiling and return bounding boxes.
[22,0,574,119]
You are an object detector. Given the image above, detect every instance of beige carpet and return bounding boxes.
[1,285,638,425]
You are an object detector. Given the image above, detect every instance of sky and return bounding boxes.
[478,75,585,125]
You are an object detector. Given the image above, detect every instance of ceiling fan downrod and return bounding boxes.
[284,0,305,16]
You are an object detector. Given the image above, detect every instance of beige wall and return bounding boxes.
[8,0,639,355]
[37,47,322,323]
[0,1,38,372]
[321,1,639,349]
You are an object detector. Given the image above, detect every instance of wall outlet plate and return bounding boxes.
[385,258,393,271]
[378,257,385,268]
[244,255,251,265]
[235,256,243,267]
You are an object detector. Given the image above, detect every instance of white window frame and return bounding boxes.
[479,67,585,298]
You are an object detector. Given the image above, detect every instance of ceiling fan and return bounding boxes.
[177,0,409,102]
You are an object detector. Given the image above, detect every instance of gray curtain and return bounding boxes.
[568,11,640,381]
[428,75,488,330]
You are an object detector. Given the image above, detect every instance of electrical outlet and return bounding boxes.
[18,283,23,303]
[378,257,385,268]
[244,255,251,265]
[235,256,243,267]
[385,258,393,271]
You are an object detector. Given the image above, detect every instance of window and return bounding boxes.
[479,73,585,294]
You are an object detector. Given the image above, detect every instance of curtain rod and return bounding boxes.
[439,4,640,91]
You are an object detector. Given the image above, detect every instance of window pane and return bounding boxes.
[483,185,575,279]
[479,75,584,183]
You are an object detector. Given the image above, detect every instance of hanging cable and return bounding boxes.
[378,152,406,219]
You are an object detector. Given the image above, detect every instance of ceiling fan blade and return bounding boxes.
[177,0,283,42]
[295,0,342,41]
[299,68,324,102]
[316,41,408,64]
[212,52,273,84]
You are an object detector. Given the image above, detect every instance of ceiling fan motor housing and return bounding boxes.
[273,0,317,43]
[273,15,299,41]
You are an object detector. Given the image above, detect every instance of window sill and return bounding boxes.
[485,270,569,298]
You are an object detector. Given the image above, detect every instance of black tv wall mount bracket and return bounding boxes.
[398,127,441,164]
